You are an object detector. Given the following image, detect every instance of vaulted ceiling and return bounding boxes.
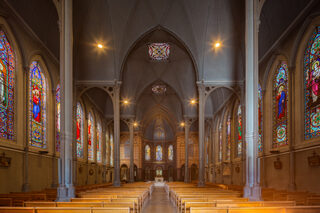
[6,0,317,135]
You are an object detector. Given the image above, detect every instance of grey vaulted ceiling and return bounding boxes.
[6,0,315,133]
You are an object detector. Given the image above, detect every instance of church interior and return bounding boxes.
[1,0,320,212]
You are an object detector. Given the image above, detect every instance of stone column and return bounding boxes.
[243,0,261,201]
[288,66,296,191]
[22,66,30,192]
[129,120,134,183]
[184,119,190,183]
[197,82,205,187]
[57,0,75,201]
[113,82,121,186]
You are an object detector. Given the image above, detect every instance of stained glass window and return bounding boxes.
[76,102,84,158]
[96,121,102,163]
[152,84,166,95]
[55,84,60,152]
[258,84,263,152]
[124,141,130,159]
[0,30,14,141]
[88,113,94,161]
[226,115,231,161]
[29,61,47,148]
[145,144,151,161]
[304,26,320,139]
[156,145,162,161]
[148,43,170,60]
[273,62,288,147]
[110,134,113,167]
[168,144,173,161]
[105,131,109,164]
[237,105,242,156]
[218,120,222,162]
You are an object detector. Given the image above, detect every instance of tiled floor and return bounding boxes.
[142,187,177,213]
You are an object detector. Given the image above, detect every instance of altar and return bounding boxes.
[154,177,165,186]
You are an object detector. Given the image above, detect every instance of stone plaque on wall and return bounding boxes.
[308,152,320,167]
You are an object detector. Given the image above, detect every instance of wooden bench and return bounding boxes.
[189,206,320,213]
[24,201,136,213]
[0,207,130,213]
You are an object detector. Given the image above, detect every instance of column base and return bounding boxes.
[113,180,121,187]
[244,184,261,201]
[288,183,296,192]
[197,180,205,187]
[56,185,75,202]
[22,183,29,192]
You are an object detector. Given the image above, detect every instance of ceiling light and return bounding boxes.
[133,122,138,127]
[123,99,129,105]
[97,43,103,49]
[215,42,221,48]
[190,99,197,105]
[180,122,185,127]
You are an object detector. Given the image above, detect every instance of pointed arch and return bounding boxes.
[55,83,60,152]
[273,61,289,148]
[304,26,320,140]
[0,29,15,141]
[96,118,102,163]
[88,111,95,161]
[258,83,263,153]
[76,101,84,158]
[28,60,49,148]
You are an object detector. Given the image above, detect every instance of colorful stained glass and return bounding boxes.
[76,102,84,158]
[96,121,102,163]
[55,84,60,152]
[105,132,109,164]
[145,144,151,161]
[237,105,242,156]
[168,145,173,161]
[124,141,130,159]
[110,134,113,167]
[273,62,288,147]
[226,115,231,161]
[29,61,47,148]
[218,121,222,162]
[258,84,263,152]
[304,26,320,139]
[0,30,14,140]
[148,43,170,60]
[156,145,162,161]
[88,113,94,161]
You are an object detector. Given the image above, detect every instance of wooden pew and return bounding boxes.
[0,207,131,213]
[189,206,320,213]
[0,198,12,207]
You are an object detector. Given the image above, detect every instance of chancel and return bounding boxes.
[1,0,320,212]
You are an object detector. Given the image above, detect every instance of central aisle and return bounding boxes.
[142,186,177,213]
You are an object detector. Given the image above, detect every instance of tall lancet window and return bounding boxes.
[156,145,162,161]
[145,144,151,161]
[304,26,320,139]
[218,120,222,162]
[237,105,242,156]
[168,144,173,161]
[258,84,263,152]
[105,131,109,164]
[55,84,60,152]
[29,61,47,148]
[88,113,94,161]
[273,62,288,147]
[110,134,113,167]
[76,102,84,158]
[96,121,102,163]
[226,115,231,161]
[0,30,15,141]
